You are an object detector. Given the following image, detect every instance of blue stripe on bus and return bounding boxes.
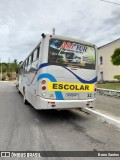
[37,73,64,100]
[38,63,49,70]
[37,63,97,84]
[62,66,97,84]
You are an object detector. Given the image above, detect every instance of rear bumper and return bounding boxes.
[35,96,95,110]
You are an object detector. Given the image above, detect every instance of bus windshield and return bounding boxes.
[48,39,96,70]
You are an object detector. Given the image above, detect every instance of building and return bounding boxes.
[98,38,120,82]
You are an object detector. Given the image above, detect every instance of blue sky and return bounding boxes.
[0,0,120,62]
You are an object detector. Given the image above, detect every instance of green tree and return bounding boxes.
[0,59,19,81]
[14,59,17,64]
[2,63,7,72]
[114,75,120,81]
[111,48,120,65]
[111,48,120,81]
[10,62,19,72]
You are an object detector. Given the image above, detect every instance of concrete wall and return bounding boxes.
[98,39,120,81]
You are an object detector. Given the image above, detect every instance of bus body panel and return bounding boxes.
[35,96,95,110]
[37,66,96,101]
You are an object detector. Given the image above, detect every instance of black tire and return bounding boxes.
[23,94,28,105]
[23,88,28,105]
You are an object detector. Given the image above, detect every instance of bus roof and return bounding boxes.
[45,34,96,47]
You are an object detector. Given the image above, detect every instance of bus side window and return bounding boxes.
[31,60,38,70]
[31,50,39,71]
[30,52,34,72]
[28,56,32,72]
[27,58,29,66]
[23,63,25,74]
[26,57,30,73]
[20,65,24,75]
[24,60,27,73]
[18,68,21,75]
[31,53,34,63]
[29,56,31,65]
[33,50,37,61]
[37,47,40,59]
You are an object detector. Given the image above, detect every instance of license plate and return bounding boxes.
[66,93,79,99]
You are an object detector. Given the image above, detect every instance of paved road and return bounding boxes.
[94,94,120,118]
[0,82,120,160]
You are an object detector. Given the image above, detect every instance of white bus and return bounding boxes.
[18,33,97,110]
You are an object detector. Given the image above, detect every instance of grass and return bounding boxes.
[97,83,120,90]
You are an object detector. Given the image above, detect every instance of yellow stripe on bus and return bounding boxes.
[48,82,94,92]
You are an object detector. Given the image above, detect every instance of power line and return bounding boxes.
[100,0,120,5]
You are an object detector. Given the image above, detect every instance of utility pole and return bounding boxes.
[8,58,11,80]
[8,58,11,72]
[0,58,2,81]
[52,27,55,35]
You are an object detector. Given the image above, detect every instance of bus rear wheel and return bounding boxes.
[23,95,28,105]
[23,89,28,105]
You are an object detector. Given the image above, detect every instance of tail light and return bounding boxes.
[42,86,46,90]
[41,80,46,84]
[94,84,97,92]
[48,102,55,104]
[94,87,97,91]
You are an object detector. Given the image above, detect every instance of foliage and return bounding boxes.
[0,59,19,73]
[98,83,120,90]
[111,48,120,66]
[86,54,95,64]
[0,59,19,81]
[114,75,120,81]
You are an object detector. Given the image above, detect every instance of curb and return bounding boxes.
[97,88,120,98]
[82,107,120,129]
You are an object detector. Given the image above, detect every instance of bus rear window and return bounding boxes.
[48,39,96,70]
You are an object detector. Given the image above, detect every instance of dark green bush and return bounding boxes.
[114,75,120,81]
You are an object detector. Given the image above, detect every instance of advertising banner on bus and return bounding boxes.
[48,39,95,69]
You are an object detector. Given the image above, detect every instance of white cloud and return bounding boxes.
[0,0,120,62]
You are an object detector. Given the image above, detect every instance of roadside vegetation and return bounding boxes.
[98,83,120,90]
[111,48,120,81]
[0,59,19,81]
